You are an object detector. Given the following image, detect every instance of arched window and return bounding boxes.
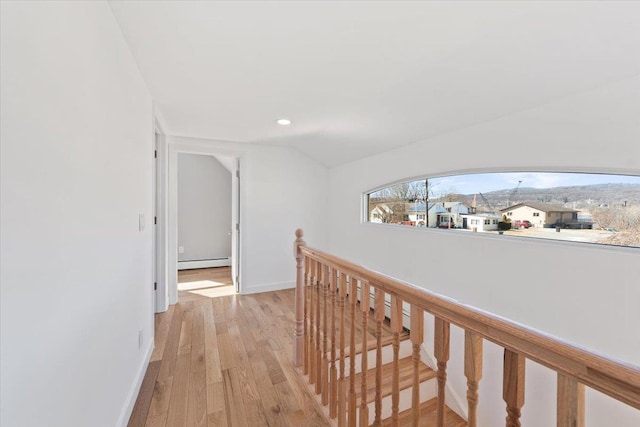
[365,172,640,248]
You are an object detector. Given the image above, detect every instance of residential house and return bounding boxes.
[406,202,427,225]
[406,202,468,228]
[369,204,393,223]
[461,214,500,232]
[2,2,638,427]
[437,202,472,228]
[405,202,442,227]
[500,202,590,228]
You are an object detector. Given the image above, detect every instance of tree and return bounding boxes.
[498,214,512,231]
[592,205,640,231]
[368,179,435,224]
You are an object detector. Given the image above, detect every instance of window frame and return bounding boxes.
[362,168,640,252]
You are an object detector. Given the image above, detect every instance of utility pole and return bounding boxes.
[425,179,429,228]
[507,180,522,207]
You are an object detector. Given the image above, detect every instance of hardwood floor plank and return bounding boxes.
[146,376,173,419]
[187,372,208,427]
[144,414,168,427]
[207,410,229,427]
[151,305,175,363]
[127,361,161,427]
[190,303,206,373]
[244,399,270,427]
[157,304,183,381]
[252,360,287,426]
[238,322,258,360]
[177,303,194,356]
[274,381,302,414]
[217,333,236,371]
[222,368,249,427]
[128,268,330,427]
[202,300,222,385]
[165,353,191,426]
[227,321,262,402]
[263,346,288,385]
[206,380,226,415]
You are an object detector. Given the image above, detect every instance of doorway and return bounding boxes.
[177,153,232,268]
[176,152,234,300]
[156,139,241,311]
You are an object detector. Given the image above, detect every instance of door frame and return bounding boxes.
[152,110,167,314]
[156,137,243,308]
[232,157,241,294]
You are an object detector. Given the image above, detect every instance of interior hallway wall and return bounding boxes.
[165,135,329,296]
[177,153,232,263]
[1,2,154,426]
[326,76,640,426]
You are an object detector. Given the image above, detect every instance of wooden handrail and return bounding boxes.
[295,238,640,412]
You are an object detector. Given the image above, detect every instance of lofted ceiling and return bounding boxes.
[109,1,640,167]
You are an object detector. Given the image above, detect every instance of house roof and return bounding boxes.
[444,202,471,214]
[406,202,442,213]
[371,204,393,214]
[405,203,426,213]
[501,202,578,213]
[462,213,500,218]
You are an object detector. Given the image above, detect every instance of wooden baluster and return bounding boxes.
[315,260,322,394]
[503,349,525,427]
[330,268,338,417]
[338,272,347,427]
[293,229,305,367]
[557,374,585,427]
[464,331,483,427]
[348,278,358,427]
[359,282,371,427]
[322,264,330,404]
[390,296,403,427]
[373,288,385,426]
[303,255,310,374]
[309,258,316,385]
[410,305,424,427]
[434,317,450,427]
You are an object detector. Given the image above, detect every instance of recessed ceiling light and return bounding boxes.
[277,119,291,126]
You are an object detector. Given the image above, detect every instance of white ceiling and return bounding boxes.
[109,1,640,167]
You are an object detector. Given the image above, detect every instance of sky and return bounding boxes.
[426,172,640,197]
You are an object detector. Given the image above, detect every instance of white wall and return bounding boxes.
[165,136,328,296]
[177,153,231,262]
[326,76,640,425]
[1,3,154,427]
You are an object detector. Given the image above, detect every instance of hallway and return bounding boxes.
[127,269,329,426]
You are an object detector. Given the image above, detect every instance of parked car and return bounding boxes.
[514,220,532,229]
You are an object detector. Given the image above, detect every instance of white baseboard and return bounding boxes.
[241,281,295,295]
[177,258,231,270]
[117,338,154,427]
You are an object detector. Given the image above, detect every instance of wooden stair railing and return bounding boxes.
[292,229,640,426]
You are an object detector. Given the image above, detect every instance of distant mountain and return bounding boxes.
[467,183,640,212]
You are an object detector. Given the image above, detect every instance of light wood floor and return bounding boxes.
[176,267,235,299]
[128,268,330,427]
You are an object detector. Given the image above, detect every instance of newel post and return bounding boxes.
[293,228,306,366]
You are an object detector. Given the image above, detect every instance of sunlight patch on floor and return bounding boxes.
[186,286,236,298]
[177,279,228,291]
